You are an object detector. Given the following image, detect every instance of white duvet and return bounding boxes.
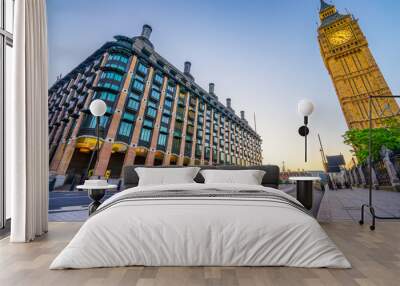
[50,183,351,269]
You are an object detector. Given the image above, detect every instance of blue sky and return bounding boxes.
[47,0,400,170]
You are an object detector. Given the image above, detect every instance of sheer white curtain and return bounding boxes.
[7,0,48,242]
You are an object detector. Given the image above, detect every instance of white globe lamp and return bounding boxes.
[88,99,107,176]
[297,99,314,117]
[89,99,107,117]
[297,99,315,163]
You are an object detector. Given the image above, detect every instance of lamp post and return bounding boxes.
[297,99,315,162]
[79,99,113,214]
[87,99,107,178]
[360,95,400,231]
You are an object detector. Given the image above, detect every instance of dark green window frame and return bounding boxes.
[140,128,152,142]
[132,80,144,92]
[153,73,163,85]
[150,89,160,101]
[137,63,148,75]
[118,121,133,137]
[157,133,167,147]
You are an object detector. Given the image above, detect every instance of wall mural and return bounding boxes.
[48,25,263,190]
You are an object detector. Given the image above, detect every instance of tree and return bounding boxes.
[343,118,400,164]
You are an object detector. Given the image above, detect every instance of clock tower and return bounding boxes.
[318,0,399,129]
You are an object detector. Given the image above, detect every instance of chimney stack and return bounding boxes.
[184,61,191,74]
[240,110,245,120]
[226,98,232,109]
[209,83,215,94]
[141,24,152,39]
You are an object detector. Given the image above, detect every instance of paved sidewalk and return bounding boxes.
[317,188,400,223]
[49,209,88,222]
[279,184,295,193]
[53,185,400,224]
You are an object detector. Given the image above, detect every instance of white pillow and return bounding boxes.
[135,167,200,186]
[200,169,266,185]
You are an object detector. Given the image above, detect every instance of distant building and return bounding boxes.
[48,25,263,186]
[318,0,399,129]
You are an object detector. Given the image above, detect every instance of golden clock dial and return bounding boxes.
[328,29,353,46]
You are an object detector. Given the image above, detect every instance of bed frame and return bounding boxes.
[122,165,280,189]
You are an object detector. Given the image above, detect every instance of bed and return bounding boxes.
[50,165,350,269]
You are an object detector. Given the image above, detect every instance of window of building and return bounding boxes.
[158,133,167,147]
[146,106,157,118]
[129,92,141,101]
[108,54,129,63]
[122,112,135,122]
[143,119,153,128]
[178,93,186,105]
[153,73,163,85]
[134,73,145,82]
[95,91,117,102]
[105,62,126,72]
[152,84,160,92]
[98,81,120,91]
[106,105,112,114]
[176,109,185,121]
[185,142,192,156]
[195,145,202,157]
[140,128,152,142]
[127,98,140,111]
[188,110,195,120]
[109,54,118,61]
[118,121,132,137]
[186,125,194,135]
[175,121,183,130]
[87,115,109,129]
[172,138,181,154]
[148,101,157,109]
[132,80,144,92]
[159,126,168,133]
[137,63,148,75]
[100,71,123,82]
[166,84,175,95]
[164,99,172,109]
[150,89,160,101]
[161,115,170,125]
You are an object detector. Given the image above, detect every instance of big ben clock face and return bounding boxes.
[328,29,353,46]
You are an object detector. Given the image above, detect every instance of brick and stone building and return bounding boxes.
[318,0,399,129]
[48,25,263,186]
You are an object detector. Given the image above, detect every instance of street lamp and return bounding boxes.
[297,99,314,162]
[80,99,113,214]
[360,95,400,231]
[89,99,107,174]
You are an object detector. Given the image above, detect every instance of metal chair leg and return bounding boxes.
[369,206,376,231]
[359,204,366,225]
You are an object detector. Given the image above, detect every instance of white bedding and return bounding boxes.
[50,183,351,269]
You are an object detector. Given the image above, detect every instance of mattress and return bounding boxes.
[50,183,350,269]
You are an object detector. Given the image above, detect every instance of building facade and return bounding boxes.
[48,25,263,186]
[318,0,399,129]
